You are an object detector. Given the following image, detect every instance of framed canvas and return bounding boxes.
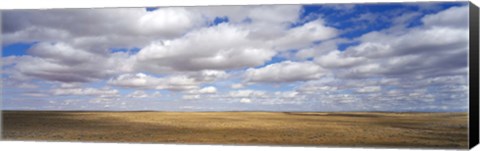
[1,0,479,150]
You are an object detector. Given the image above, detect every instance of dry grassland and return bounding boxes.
[1,111,468,148]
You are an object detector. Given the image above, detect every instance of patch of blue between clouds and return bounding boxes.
[110,47,141,55]
[405,15,425,28]
[209,16,229,26]
[2,42,38,57]
[241,17,253,24]
[337,41,360,51]
[256,54,288,69]
[85,80,109,89]
[382,85,399,91]
[145,7,159,12]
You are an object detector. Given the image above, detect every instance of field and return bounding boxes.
[1,111,468,148]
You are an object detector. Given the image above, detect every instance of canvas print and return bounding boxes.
[1,1,474,149]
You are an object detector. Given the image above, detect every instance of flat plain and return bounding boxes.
[1,111,468,148]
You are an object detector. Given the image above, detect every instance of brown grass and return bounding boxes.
[1,111,468,149]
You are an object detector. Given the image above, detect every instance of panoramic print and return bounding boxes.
[1,2,470,149]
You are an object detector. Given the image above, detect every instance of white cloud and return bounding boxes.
[13,56,102,83]
[52,87,119,97]
[3,8,205,48]
[297,84,338,94]
[355,86,381,93]
[108,73,199,91]
[126,90,162,98]
[22,92,49,97]
[198,86,217,94]
[189,70,228,82]
[182,95,201,100]
[325,5,468,80]
[107,73,156,89]
[295,38,348,60]
[245,61,325,83]
[7,42,132,83]
[127,90,149,98]
[240,98,252,103]
[422,6,468,29]
[229,89,267,98]
[230,83,244,89]
[28,42,98,65]
[315,50,366,68]
[191,5,302,40]
[3,5,339,85]
[137,8,204,37]
[187,86,217,94]
[273,19,338,50]
[59,83,83,88]
[274,91,299,98]
[134,24,276,72]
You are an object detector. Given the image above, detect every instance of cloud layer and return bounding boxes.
[2,3,470,112]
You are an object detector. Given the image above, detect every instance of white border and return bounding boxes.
[0,0,478,151]
[0,141,467,151]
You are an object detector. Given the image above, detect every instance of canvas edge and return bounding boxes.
[469,1,480,149]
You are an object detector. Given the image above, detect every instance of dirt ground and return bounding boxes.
[1,111,468,149]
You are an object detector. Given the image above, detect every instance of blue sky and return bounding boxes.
[1,2,470,112]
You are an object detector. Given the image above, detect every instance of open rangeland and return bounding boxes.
[1,111,468,148]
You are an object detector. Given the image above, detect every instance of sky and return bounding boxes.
[1,2,470,112]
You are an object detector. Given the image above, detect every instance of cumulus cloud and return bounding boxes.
[240,98,253,103]
[187,86,217,94]
[134,24,276,72]
[22,92,49,97]
[274,91,299,98]
[127,90,149,98]
[107,70,228,91]
[6,42,133,83]
[182,95,201,100]
[272,19,338,50]
[107,73,157,89]
[229,89,267,98]
[126,90,162,98]
[197,86,217,94]
[2,8,204,48]
[355,86,381,93]
[295,38,349,60]
[421,6,468,29]
[315,51,366,68]
[12,56,103,83]
[245,61,325,83]
[298,85,338,94]
[181,86,217,100]
[52,87,119,98]
[230,83,245,89]
[137,8,204,37]
[3,5,338,84]
[324,5,468,80]
[108,73,199,91]
[189,70,228,82]
[191,5,302,39]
